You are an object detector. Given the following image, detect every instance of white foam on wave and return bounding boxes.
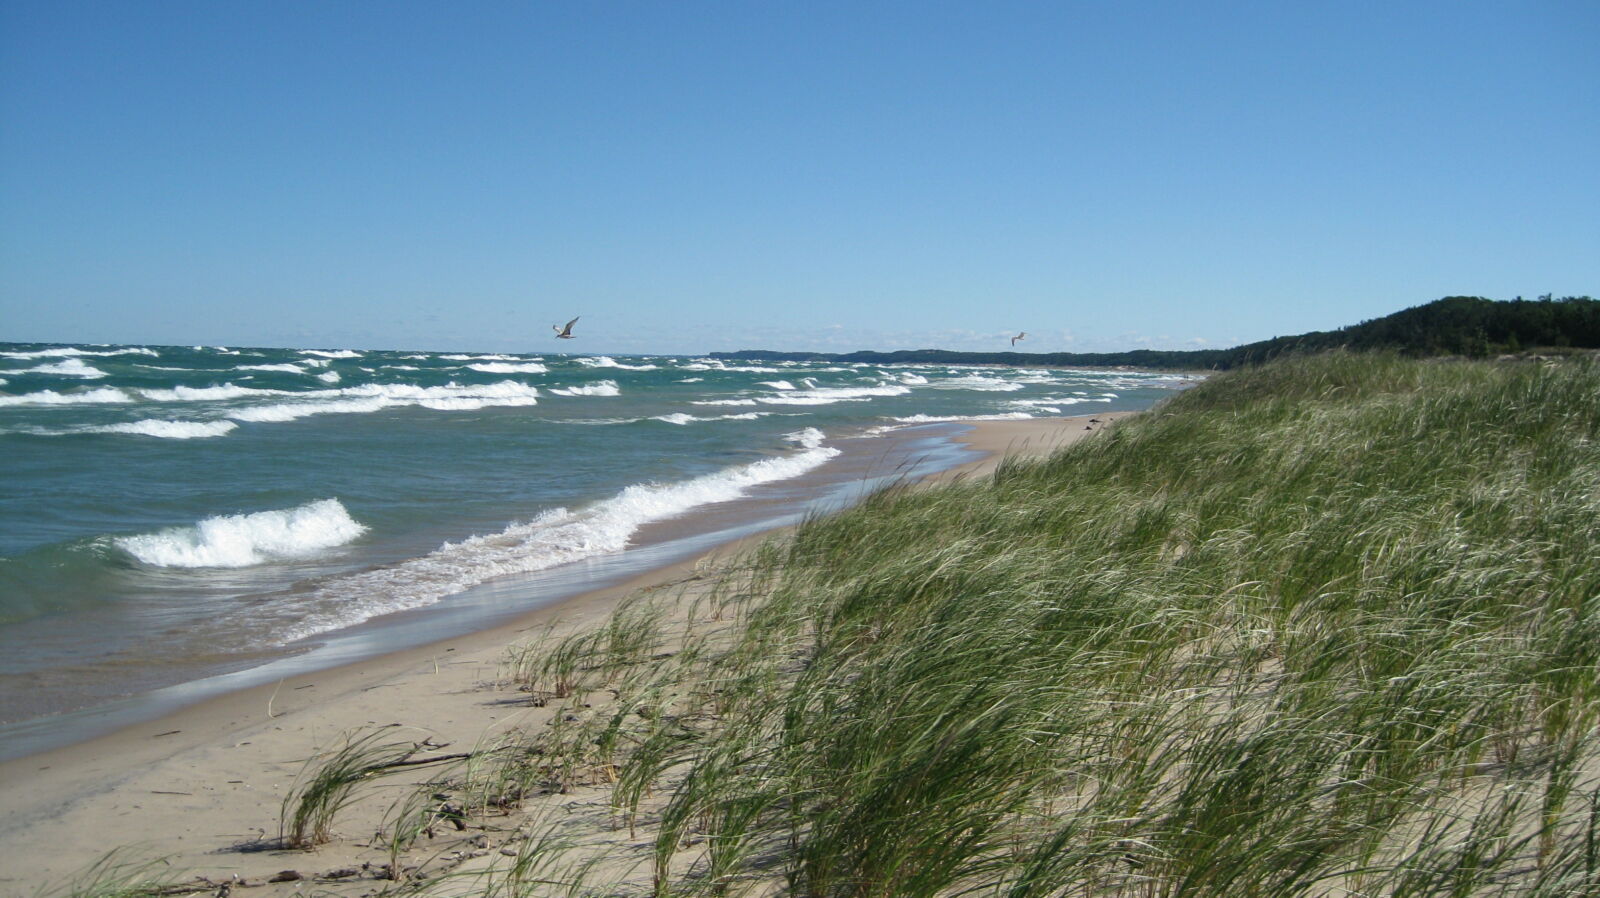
[269,432,842,643]
[300,349,362,359]
[653,412,765,425]
[116,499,367,568]
[19,358,109,378]
[139,383,282,402]
[317,371,342,384]
[331,380,541,403]
[418,396,540,411]
[759,380,796,391]
[441,353,519,361]
[0,386,133,406]
[468,361,550,374]
[236,363,308,373]
[931,375,1025,392]
[229,397,394,422]
[753,384,912,406]
[1008,396,1095,407]
[91,419,239,439]
[576,356,657,371]
[549,380,620,397]
[1,346,158,359]
[223,381,543,422]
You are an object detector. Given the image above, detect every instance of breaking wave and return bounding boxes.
[90,419,238,439]
[16,359,109,378]
[0,346,158,359]
[0,387,133,407]
[468,362,550,374]
[576,356,658,371]
[267,432,840,643]
[549,380,620,397]
[115,499,367,568]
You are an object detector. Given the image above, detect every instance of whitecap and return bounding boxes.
[576,356,657,371]
[931,375,1025,392]
[758,380,796,391]
[468,361,550,374]
[652,412,765,425]
[90,419,238,439]
[0,387,133,406]
[138,384,283,402]
[299,349,362,358]
[268,435,841,643]
[220,381,544,422]
[750,385,912,406]
[549,380,620,397]
[115,499,366,568]
[236,363,308,373]
[332,380,541,403]
[1,346,159,359]
[229,397,395,423]
[316,371,341,384]
[20,358,108,378]
[1008,397,1091,407]
[417,396,540,411]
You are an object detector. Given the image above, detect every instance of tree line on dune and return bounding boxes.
[711,295,1600,370]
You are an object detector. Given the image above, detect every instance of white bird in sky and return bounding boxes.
[553,317,579,339]
[1011,331,1028,346]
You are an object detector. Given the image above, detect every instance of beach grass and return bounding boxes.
[289,350,1600,895]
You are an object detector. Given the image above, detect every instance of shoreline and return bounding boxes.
[0,413,1132,892]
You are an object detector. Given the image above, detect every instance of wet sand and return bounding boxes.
[0,413,1133,893]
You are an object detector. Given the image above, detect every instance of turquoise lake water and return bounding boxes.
[0,342,1193,754]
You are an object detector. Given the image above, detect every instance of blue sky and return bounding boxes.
[2,1,1595,355]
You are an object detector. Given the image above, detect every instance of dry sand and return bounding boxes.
[0,413,1132,895]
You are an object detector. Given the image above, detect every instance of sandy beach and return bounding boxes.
[0,414,1131,895]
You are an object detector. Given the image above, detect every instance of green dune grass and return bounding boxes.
[285,351,1600,896]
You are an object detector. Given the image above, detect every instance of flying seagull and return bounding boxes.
[1011,331,1028,346]
[553,317,579,339]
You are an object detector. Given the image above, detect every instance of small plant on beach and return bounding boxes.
[281,728,425,849]
[33,850,180,898]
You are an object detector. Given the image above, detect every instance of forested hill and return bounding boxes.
[711,295,1600,370]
